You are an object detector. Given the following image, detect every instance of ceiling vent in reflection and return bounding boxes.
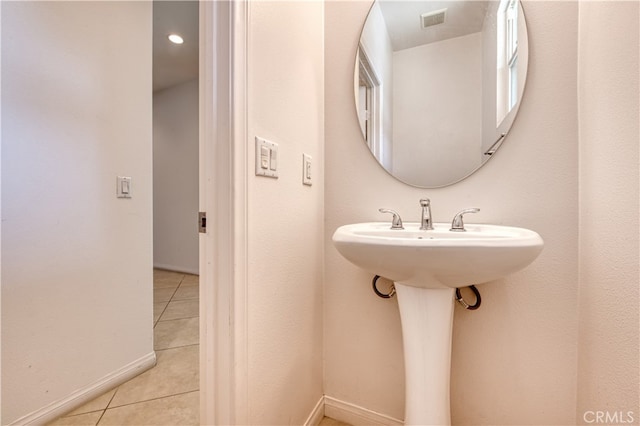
[421,9,447,29]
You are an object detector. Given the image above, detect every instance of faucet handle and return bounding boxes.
[379,208,404,230]
[419,198,431,207]
[450,208,480,232]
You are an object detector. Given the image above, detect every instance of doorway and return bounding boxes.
[150,0,201,422]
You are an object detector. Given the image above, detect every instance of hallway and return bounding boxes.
[49,270,199,425]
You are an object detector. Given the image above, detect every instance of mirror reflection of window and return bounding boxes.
[507,0,518,110]
[356,47,383,162]
[496,0,518,125]
[357,71,371,143]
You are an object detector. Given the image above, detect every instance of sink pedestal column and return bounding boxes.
[394,283,456,426]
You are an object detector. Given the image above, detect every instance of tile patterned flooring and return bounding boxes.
[49,270,200,426]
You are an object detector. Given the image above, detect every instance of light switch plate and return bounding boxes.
[302,154,312,186]
[255,137,278,178]
[117,176,132,198]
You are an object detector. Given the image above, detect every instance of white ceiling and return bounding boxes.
[153,1,198,92]
[377,1,491,52]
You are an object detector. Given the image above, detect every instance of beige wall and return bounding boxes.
[246,1,325,423]
[393,33,483,187]
[325,1,580,424]
[577,1,640,422]
[1,2,153,424]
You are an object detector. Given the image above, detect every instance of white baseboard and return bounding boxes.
[304,395,326,426]
[324,395,404,426]
[153,262,199,276]
[10,351,157,426]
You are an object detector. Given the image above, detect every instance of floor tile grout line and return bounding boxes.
[154,300,172,328]
[154,342,199,353]
[155,316,199,324]
[171,296,199,302]
[62,384,120,421]
[163,299,199,306]
[98,389,200,412]
[94,386,119,425]
[157,314,199,323]
[154,316,200,332]
[163,299,199,305]
[157,279,198,323]
[60,408,104,419]
[154,272,185,325]
[165,276,183,304]
[176,273,186,288]
[95,409,105,426]
[154,342,200,352]
[104,383,120,410]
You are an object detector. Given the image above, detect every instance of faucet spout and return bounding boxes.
[419,198,434,230]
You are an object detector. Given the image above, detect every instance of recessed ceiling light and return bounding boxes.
[168,34,184,44]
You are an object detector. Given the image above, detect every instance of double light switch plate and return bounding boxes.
[255,137,278,178]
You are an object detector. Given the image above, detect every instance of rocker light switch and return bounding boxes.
[269,148,278,171]
[302,154,312,186]
[117,176,132,198]
[260,146,270,169]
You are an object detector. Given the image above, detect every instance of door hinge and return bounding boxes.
[199,212,207,233]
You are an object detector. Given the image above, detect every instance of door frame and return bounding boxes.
[199,1,248,424]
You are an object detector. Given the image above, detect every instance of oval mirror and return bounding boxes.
[355,0,529,188]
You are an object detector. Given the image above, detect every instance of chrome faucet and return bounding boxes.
[419,199,433,230]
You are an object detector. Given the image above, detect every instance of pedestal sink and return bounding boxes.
[332,222,543,425]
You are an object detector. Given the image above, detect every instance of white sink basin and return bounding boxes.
[332,222,543,288]
[333,220,543,424]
